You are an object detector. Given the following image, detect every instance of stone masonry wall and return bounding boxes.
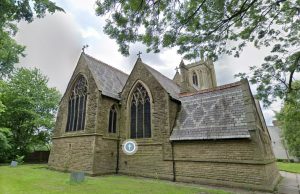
[93,136,118,175]
[174,161,273,190]
[93,96,119,174]
[118,60,174,180]
[173,137,263,163]
[48,136,95,174]
[49,55,100,172]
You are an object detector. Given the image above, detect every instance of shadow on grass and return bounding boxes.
[32,166,48,169]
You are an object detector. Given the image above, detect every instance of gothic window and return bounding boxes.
[130,83,151,138]
[108,105,117,133]
[66,75,87,132]
[192,72,198,86]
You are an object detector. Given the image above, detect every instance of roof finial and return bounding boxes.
[137,51,142,59]
[175,66,179,72]
[82,44,89,53]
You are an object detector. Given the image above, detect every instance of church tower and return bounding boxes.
[173,59,217,93]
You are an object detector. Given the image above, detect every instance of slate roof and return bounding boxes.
[83,54,128,100]
[143,63,180,100]
[82,54,255,141]
[170,81,251,141]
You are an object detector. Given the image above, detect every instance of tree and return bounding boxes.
[0,68,61,158]
[276,81,300,158]
[0,128,12,162]
[96,0,300,106]
[0,0,63,78]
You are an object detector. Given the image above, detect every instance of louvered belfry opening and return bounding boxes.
[192,72,198,86]
[130,83,151,138]
[108,105,117,133]
[66,75,88,132]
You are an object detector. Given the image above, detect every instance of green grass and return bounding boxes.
[0,164,230,194]
[277,162,300,174]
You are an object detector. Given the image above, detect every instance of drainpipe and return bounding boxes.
[169,98,181,182]
[116,136,120,174]
[116,101,121,174]
[171,141,176,182]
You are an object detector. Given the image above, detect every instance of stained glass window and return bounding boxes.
[108,105,117,133]
[192,72,198,86]
[130,83,151,138]
[66,75,87,132]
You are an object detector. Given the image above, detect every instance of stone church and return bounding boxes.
[49,52,280,191]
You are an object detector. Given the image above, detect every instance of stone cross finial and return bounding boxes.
[137,51,142,58]
[175,67,179,72]
[82,44,89,53]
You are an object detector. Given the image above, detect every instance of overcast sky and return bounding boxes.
[15,0,282,125]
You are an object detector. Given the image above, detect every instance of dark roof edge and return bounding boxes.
[180,80,242,97]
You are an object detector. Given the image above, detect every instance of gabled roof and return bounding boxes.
[83,54,128,100]
[170,81,251,141]
[143,62,180,100]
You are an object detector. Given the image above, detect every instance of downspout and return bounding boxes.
[116,100,121,174]
[169,97,181,182]
[171,141,176,182]
[116,136,120,174]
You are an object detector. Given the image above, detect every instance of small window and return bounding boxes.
[108,105,117,133]
[192,72,198,86]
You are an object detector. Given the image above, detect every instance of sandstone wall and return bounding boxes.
[93,137,118,175]
[49,55,100,172]
[118,60,174,180]
[48,136,95,174]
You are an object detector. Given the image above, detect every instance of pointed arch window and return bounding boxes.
[108,105,117,133]
[130,83,151,138]
[192,72,198,86]
[66,75,87,132]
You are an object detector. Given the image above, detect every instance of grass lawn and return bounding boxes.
[0,164,230,194]
[277,162,300,174]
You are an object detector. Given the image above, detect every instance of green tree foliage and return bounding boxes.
[235,51,300,106]
[0,68,61,160]
[0,0,63,78]
[276,81,300,158]
[96,0,300,106]
[0,128,12,162]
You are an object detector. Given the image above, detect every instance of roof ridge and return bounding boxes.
[180,81,242,97]
[83,53,129,76]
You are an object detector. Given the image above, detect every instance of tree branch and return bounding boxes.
[288,52,300,92]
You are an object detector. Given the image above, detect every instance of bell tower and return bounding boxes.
[173,59,217,93]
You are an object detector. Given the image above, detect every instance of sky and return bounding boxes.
[15,0,282,125]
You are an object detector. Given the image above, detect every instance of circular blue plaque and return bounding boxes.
[122,139,138,155]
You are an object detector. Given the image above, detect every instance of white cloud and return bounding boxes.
[80,27,101,39]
